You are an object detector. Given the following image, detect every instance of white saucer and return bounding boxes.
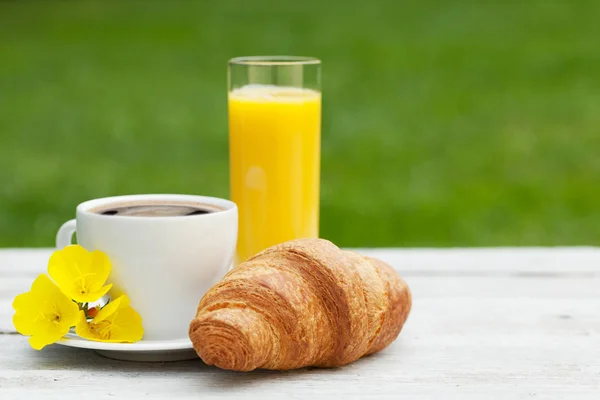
[56,333,198,362]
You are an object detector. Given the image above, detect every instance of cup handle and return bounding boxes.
[56,219,77,248]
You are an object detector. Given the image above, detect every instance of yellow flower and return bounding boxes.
[75,295,143,343]
[48,245,113,303]
[12,274,79,350]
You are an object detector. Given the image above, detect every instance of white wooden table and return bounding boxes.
[1,248,599,399]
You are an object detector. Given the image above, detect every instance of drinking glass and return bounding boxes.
[228,56,321,263]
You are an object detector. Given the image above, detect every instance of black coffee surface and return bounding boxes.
[93,203,215,217]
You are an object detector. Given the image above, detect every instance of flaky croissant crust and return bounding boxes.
[189,238,411,371]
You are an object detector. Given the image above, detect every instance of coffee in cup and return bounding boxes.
[89,200,224,217]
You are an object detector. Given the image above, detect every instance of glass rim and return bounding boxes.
[229,56,321,66]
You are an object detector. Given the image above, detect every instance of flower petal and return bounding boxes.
[92,295,128,323]
[29,334,61,351]
[12,291,39,336]
[31,275,80,327]
[12,310,36,336]
[107,306,144,343]
[88,250,112,292]
[28,318,71,350]
[57,297,81,330]
[48,245,112,303]
[13,289,39,310]
[75,311,95,341]
[72,284,113,304]
[77,295,143,343]
[30,274,62,303]
[48,245,90,288]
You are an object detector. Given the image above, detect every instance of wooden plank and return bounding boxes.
[0,249,54,275]
[3,274,600,333]
[1,248,599,399]
[360,247,600,274]
[1,295,599,399]
[3,247,600,275]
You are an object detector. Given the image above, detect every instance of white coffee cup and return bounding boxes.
[55,194,237,341]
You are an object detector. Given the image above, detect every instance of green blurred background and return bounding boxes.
[1,0,600,248]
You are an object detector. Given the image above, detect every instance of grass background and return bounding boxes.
[1,0,600,247]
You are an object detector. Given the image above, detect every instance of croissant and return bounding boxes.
[189,238,412,371]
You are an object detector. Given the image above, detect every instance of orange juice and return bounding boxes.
[229,84,321,263]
